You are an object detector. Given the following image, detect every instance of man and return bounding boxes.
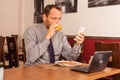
[24,4,84,65]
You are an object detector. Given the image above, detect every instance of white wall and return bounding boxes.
[60,0,120,37]
[1,0,120,37]
[77,0,120,37]
[21,0,34,36]
[0,0,19,36]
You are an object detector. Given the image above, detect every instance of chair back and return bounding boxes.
[95,41,120,80]
[0,36,5,67]
[95,41,113,65]
[95,41,113,51]
[6,36,19,67]
[11,34,18,40]
[95,41,120,67]
[22,39,26,63]
[112,43,120,80]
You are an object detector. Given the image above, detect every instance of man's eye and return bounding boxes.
[52,18,61,20]
[52,18,57,20]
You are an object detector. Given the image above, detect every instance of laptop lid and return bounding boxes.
[88,51,112,73]
[71,51,112,73]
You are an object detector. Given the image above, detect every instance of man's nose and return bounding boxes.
[55,19,60,23]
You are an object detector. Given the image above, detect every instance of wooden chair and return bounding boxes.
[95,41,113,51]
[95,41,120,80]
[0,36,5,67]
[95,42,112,65]
[111,43,120,80]
[6,36,19,68]
[11,35,26,63]
[22,38,26,63]
[11,34,18,40]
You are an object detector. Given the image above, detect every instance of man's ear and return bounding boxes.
[42,14,47,21]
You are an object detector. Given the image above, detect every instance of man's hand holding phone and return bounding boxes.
[74,27,85,46]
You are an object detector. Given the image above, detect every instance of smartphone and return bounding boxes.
[74,26,85,41]
[78,26,85,34]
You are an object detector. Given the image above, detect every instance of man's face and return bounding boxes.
[43,8,62,28]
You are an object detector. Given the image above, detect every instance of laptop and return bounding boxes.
[71,51,112,73]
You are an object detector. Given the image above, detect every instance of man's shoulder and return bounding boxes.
[26,23,42,31]
[23,24,42,38]
[23,24,40,36]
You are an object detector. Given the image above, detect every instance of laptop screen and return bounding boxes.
[88,51,112,72]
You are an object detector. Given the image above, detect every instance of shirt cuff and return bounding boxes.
[74,44,82,52]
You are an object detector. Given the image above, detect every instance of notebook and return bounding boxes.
[71,51,112,73]
[0,67,4,80]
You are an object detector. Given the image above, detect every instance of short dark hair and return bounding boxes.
[42,4,62,16]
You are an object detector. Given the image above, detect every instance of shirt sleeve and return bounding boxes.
[61,34,82,61]
[23,26,50,63]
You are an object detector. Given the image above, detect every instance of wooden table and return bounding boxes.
[4,64,120,80]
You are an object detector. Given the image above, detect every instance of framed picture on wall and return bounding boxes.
[55,0,77,13]
[88,0,120,8]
